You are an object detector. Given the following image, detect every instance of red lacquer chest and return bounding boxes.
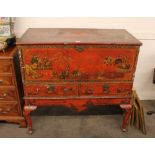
[16,28,142,134]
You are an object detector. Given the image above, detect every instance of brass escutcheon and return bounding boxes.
[74,45,84,52]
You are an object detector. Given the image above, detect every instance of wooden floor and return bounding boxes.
[0,100,155,138]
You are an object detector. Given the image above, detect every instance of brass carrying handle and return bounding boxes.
[0,93,7,99]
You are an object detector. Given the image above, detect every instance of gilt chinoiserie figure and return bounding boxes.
[16,28,142,134]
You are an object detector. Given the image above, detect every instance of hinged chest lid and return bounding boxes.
[16,28,142,46]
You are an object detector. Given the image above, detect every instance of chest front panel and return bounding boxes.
[20,45,138,82]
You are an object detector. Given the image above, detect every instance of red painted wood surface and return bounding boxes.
[21,47,137,82]
[24,98,131,112]
[16,28,142,45]
[24,82,132,97]
[24,83,78,97]
[79,82,132,96]
[17,28,142,133]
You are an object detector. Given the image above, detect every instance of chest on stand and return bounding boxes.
[17,28,142,134]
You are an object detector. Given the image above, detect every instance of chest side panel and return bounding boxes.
[19,45,138,82]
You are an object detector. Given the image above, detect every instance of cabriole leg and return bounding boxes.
[19,119,27,128]
[23,105,37,134]
[120,104,132,132]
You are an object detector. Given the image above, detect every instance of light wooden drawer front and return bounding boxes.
[24,84,78,97]
[0,61,13,74]
[0,103,19,116]
[79,83,132,97]
[0,75,15,86]
[0,87,17,101]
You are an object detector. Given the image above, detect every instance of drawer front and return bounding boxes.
[20,45,138,82]
[79,83,132,96]
[24,84,78,97]
[0,103,19,116]
[25,98,131,111]
[0,75,15,86]
[0,87,17,101]
[0,61,13,74]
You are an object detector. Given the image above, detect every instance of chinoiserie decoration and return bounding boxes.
[0,17,16,52]
[16,28,142,134]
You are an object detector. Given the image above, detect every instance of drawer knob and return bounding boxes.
[3,93,7,97]
[0,79,3,84]
[6,108,11,112]
[0,92,7,99]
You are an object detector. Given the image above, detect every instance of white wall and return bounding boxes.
[14,17,155,100]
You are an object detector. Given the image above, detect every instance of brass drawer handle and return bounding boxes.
[28,88,39,95]
[33,88,39,95]
[102,84,110,94]
[0,108,11,113]
[117,88,130,95]
[85,88,94,95]
[63,87,73,94]
[47,85,55,94]
[2,111,8,114]
[0,93,7,99]
[74,45,84,52]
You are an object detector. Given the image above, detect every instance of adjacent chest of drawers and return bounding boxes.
[0,47,26,127]
[17,28,142,134]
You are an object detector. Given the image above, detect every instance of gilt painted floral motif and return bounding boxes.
[21,47,136,82]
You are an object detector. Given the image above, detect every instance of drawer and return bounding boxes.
[0,87,17,101]
[0,61,13,74]
[79,83,132,97]
[0,103,19,116]
[24,98,131,112]
[20,46,138,82]
[24,84,78,97]
[0,75,15,86]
